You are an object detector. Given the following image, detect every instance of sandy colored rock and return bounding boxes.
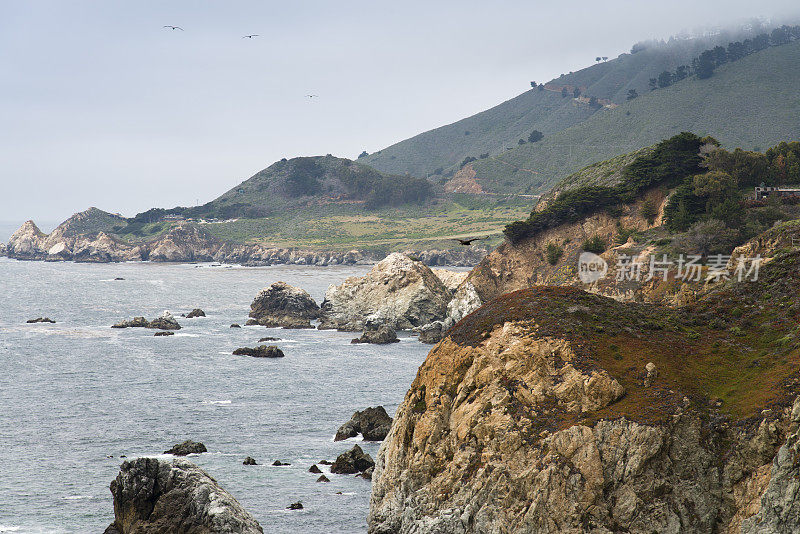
[318,253,452,331]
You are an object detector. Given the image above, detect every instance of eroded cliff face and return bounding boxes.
[465,193,671,305]
[370,254,800,533]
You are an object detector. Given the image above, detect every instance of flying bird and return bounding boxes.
[452,237,488,246]
[163,25,184,31]
[242,34,259,39]
[305,94,318,98]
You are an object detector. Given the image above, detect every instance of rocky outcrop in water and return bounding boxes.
[103,457,262,533]
[318,253,452,331]
[369,251,800,534]
[331,445,375,475]
[185,308,206,318]
[248,281,319,328]
[335,406,393,441]
[111,312,181,330]
[233,345,285,358]
[26,317,56,324]
[164,440,207,456]
[351,325,400,345]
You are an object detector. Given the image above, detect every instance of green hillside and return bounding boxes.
[112,155,531,251]
[467,39,800,197]
[361,29,766,178]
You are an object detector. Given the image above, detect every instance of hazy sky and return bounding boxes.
[1,1,798,225]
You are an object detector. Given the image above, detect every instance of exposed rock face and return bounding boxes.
[335,406,393,442]
[416,282,483,344]
[431,269,469,292]
[248,282,319,328]
[318,253,452,331]
[2,215,487,266]
[331,445,375,475]
[233,345,285,358]
[164,440,207,456]
[243,457,257,466]
[464,195,668,304]
[351,325,400,345]
[105,457,262,533]
[147,223,222,262]
[369,269,800,534]
[186,308,206,318]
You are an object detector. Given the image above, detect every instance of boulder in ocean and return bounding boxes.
[243,457,257,465]
[164,440,207,456]
[186,308,206,318]
[103,457,262,533]
[287,501,303,510]
[230,323,241,328]
[111,316,149,328]
[147,311,181,330]
[330,445,374,474]
[318,253,451,331]
[317,475,330,483]
[26,317,56,324]
[248,281,320,328]
[350,325,400,345]
[154,331,174,337]
[335,406,393,442]
[233,345,285,358]
[309,464,322,474]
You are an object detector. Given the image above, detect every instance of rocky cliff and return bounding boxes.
[369,250,800,533]
[104,457,263,533]
[2,211,487,266]
[465,192,670,304]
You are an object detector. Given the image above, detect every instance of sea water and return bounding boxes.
[0,258,431,533]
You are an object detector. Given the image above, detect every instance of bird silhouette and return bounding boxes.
[305,94,318,98]
[452,237,487,246]
[163,25,184,31]
[242,34,259,39]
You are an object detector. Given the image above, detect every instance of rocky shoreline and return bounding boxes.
[0,217,487,267]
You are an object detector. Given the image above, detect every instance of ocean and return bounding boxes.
[0,258,430,533]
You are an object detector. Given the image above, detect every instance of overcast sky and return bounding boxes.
[1,0,798,226]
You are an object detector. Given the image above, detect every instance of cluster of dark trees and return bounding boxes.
[664,141,800,232]
[504,132,709,243]
[648,25,800,91]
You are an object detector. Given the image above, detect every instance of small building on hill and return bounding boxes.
[754,186,800,200]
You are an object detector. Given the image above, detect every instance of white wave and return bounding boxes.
[0,527,21,533]
[330,434,364,442]
[201,399,232,405]
[62,495,93,500]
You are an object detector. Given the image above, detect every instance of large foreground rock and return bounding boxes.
[248,281,319,328]
[335,406,393,441]
[369,257,800,534]
[104,457,262,533]
[318,253,452,331]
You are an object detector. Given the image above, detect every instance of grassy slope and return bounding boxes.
[451,250,800,424]
[469,40,800,196]
[363,32,755,178]
[201,196,530,251]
